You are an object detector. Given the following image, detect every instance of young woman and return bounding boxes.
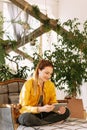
[18,59,70,126]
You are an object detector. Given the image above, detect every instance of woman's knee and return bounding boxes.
[18,113,33,126]
[18,112,43,126]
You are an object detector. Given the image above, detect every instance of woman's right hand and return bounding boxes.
[38,104,55,112]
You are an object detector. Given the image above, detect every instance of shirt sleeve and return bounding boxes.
[19,80,38,114]
[48,82,58,104]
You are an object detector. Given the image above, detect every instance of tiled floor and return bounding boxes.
[17,118,87,130]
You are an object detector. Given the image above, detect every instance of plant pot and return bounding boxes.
[67,97,86,119]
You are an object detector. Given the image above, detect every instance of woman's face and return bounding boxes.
[38,66,53,82]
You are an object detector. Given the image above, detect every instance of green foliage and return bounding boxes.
[43,19,51,31]
[0,12,30,81]
[32,5,40,19]
[32,18,87,97]
[0,55,30,81]
[0,12,18,66]
[0,44,5,66]
[0,12,4,38]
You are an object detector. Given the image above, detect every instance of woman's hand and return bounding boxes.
[38,104,55,112]
[57,106,66,114]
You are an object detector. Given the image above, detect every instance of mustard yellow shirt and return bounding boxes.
[19,78,57,114]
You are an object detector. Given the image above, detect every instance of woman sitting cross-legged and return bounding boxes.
[17,59,70,126]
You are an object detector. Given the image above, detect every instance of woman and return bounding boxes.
[18,59,70,126]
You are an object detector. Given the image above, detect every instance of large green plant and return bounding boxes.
[32,18,87,97]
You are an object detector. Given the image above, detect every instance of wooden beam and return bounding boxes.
[9,0,69,36]
[9,0,50,23]
[5,24,48,52]
[14,49,33,62]
[24,24,50,43]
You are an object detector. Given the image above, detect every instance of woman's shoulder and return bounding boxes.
[25,78,34,85]
[45,80,55,87]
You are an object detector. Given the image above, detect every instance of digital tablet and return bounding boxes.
[53,103,67,111]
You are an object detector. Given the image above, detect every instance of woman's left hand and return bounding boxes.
[58,106,66,114]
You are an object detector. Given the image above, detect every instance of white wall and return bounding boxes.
[0,1,3,12]
[58,0,87,23]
